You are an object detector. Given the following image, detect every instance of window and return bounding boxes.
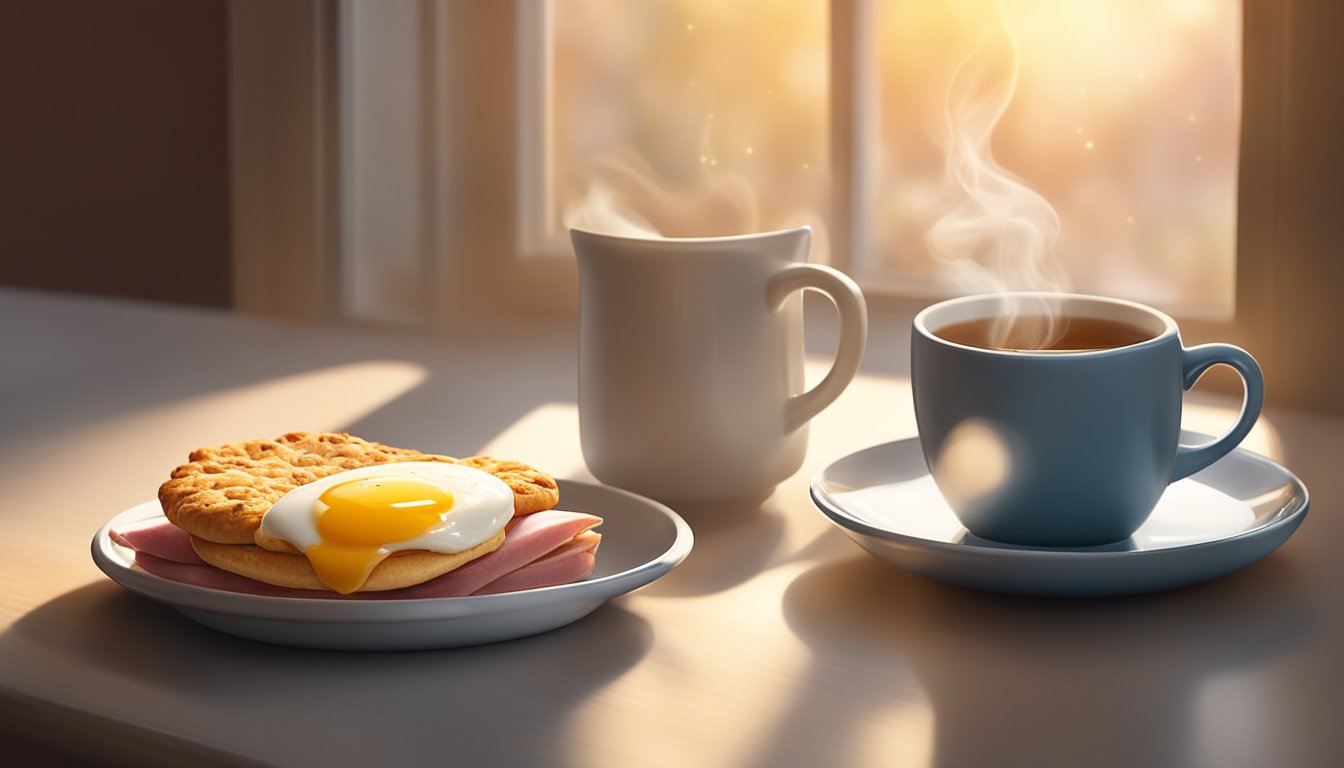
[228,1,1344,411]
[546,0,829,247]
[542,0,1240,317]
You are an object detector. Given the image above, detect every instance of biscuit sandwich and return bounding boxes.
[113,432,602,598]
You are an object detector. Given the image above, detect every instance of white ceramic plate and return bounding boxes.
[811,433,1308,597]
[92,479,693,650]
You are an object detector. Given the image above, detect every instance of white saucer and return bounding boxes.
[92,479,693,650]
[810,434,1308,597]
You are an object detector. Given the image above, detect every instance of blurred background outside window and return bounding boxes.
[546,0,1240,318]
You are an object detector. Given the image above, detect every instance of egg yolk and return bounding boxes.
[306,476,455,594]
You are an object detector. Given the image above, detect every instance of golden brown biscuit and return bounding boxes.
[158,432,559,545]
[191,529,506,592]
[455,456,560,516]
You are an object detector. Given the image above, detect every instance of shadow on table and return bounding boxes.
[635,491,883,599]
[638,495,788,598]
[6,581,652,766]
[749,551,1315,768]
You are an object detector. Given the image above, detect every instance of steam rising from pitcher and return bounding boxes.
[563,149,759,238]
[563,145,829,263]
[926,1,1069,349]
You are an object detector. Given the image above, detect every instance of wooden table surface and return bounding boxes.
[1,287,1341,767]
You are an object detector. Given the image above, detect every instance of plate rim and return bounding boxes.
[810,436,1310,562]
[92,478,694,623]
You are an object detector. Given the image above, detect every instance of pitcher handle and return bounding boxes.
[767,264,868,434]
[1171,343,1265,481]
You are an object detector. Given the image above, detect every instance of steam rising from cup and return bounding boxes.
[926,1,1070,349]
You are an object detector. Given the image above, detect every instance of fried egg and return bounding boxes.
[259,462,513,594]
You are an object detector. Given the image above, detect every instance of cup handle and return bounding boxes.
[1171,343,1265,482]
[767,263,868,434]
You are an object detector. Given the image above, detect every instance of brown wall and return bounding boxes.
[0,0,230,307]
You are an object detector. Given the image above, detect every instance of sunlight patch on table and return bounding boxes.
[475,402,590,480]
[565,566,812,768]
[1194,667,1277,767]
[564,562,935,768]
[1,361,429,510]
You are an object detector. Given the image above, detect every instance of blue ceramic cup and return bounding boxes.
[912,293,1264,547]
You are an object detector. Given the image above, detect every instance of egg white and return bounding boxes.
[259,462,514,556]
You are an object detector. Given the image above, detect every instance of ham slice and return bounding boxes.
[475,532,600,595]
[390,511,601,598]
[110,522,202,565]
[112,511,602,599]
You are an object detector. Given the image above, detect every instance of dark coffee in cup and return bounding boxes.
[934,314,1157,353]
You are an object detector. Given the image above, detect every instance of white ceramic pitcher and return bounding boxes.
[572,226,868,503]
